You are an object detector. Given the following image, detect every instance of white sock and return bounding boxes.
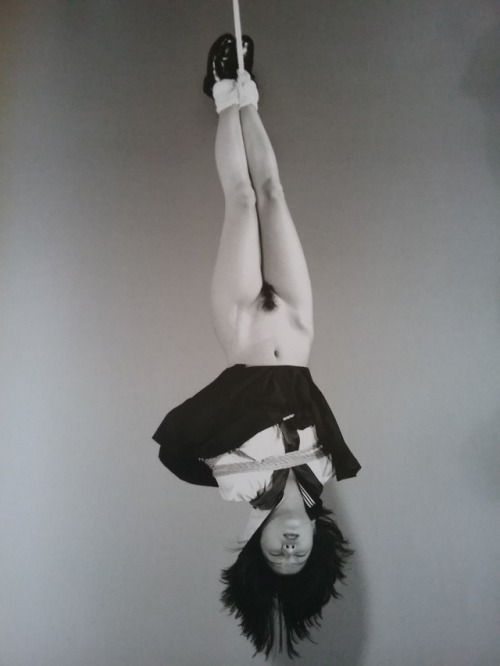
[237,70,259,109]
[213,79,239,113]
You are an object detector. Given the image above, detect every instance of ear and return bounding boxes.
[312,519,317,534]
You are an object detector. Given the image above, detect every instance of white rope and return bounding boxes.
[203,447,327,476]
[232,0,245,74]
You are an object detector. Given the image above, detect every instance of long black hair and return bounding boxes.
[220,507,353,658]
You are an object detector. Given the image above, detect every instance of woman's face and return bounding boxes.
[260,512,315,575]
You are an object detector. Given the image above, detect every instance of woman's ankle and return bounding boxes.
[213,79,239,113]
[237,71,259,110]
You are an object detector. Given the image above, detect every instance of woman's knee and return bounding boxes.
[225,181,257,210]
[257,177,285,204]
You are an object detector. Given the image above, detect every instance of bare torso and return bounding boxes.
[216,294,313,367]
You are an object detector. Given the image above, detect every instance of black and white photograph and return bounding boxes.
[2,1,499,665]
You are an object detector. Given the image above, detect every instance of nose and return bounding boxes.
[283,542,296,552]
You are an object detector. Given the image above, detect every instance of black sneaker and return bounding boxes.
[226,35,256,80]
[241,35,255,78]
[203,33,236,97]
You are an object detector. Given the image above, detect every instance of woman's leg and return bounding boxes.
[211,104,263,346]
[239,104,313,333]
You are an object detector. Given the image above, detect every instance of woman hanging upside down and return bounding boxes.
[153,34,361,658]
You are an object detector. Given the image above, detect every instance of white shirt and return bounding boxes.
[210,422,334,502]
[206,419,335,542]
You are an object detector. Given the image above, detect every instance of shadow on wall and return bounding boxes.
[275,485,368,666]
[462,22,500,183]
[462,24,500,486]
[461,410,500,503]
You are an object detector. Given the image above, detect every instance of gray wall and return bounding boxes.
[2,1,499,665]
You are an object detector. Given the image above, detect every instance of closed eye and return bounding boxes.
[268,551,308,559]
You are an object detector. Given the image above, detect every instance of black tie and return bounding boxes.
[251,419,324,514]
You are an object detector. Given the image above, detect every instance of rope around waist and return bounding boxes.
[202,446,326,477]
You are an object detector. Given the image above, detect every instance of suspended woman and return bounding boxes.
[153,34,361,657]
